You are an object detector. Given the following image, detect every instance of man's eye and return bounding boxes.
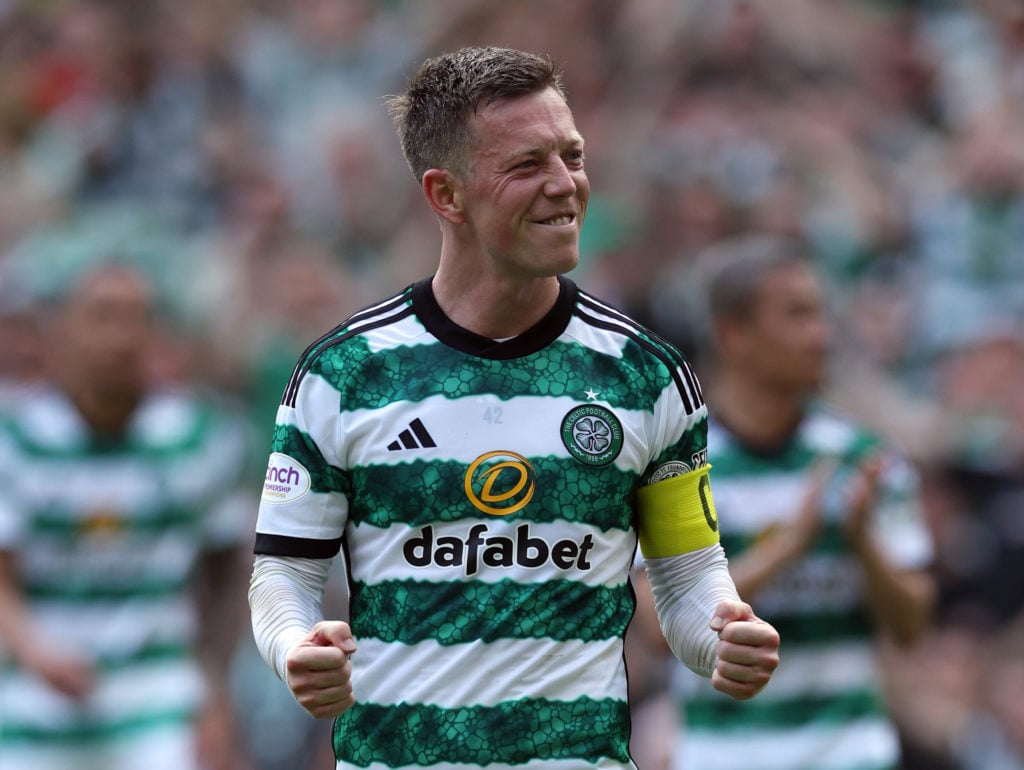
[566,151,585,165]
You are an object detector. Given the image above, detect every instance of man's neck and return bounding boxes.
[709,370,806,451]
[431,266,561,340]
[64,384,140,439]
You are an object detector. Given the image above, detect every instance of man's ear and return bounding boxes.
[716,313,757,362]
[715,317,749,360]
[422,169,466,224]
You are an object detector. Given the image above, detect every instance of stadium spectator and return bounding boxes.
[247,46,780,769]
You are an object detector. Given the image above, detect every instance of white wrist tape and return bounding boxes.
[643,543,740,677]
[248,554,332,680]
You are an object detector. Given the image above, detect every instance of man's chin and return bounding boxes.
[551,249,580,275]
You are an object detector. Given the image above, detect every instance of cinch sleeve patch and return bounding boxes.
[262,452,312,504]
[636,465,719,558]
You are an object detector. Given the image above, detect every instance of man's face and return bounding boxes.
[54,266,154,399]
[729,263,831,395]
[454,87,590,279]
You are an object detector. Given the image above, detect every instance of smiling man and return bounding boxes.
[247,46,780,770]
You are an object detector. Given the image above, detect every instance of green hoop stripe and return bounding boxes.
[350,577,633,644]
[685,688,886,729]
[333,697,631,767]
[0,708,195,745]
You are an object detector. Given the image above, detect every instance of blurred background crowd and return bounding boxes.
[0,0,1022,768]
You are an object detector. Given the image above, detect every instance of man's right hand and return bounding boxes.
[285,620,358,719]
[21,645,95,700]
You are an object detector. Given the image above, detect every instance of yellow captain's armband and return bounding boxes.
[636,465,719,558]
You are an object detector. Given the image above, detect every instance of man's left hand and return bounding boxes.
[709,599,780,700]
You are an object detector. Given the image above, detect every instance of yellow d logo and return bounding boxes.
[464,451,537,516]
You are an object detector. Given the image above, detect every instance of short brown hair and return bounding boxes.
[386,46,565,181]
[701,235,812,324]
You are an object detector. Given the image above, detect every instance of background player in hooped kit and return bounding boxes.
[248,46,780,769]
[0,259,253,770]
[632,235,937,770]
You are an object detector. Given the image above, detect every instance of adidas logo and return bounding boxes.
[387,418,437,451]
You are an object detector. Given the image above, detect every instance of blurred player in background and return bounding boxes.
[632,235,936,770]
[0,260,254,770]
[248,46,780,770]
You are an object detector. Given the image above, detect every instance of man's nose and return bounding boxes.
[544,158,578,197]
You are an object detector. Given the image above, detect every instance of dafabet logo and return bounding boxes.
[463,450,536,516]
[402,450,594,576]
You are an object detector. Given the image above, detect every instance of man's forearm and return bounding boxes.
[0,554,36,665]
[195,546,249,686]
[644,543,741,677]
[248,554,332,679]
[852,538,934,644]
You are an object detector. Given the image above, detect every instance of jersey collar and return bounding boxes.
[411,275,577,360]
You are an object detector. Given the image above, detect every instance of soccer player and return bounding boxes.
[247,46,780,770]
[639,235,936,770]
[0,260,253,770]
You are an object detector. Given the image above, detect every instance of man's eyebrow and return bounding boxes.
[508,134,586,157]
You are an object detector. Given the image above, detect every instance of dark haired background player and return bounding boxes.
[248,46,780,770]
[0,260,252,770]
[631,235,935,770]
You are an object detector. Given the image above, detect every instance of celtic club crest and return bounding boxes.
[561,405,624,466]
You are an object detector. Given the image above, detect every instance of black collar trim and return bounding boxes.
[411,275,577,360]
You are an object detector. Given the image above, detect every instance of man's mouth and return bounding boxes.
[538,214,574,226]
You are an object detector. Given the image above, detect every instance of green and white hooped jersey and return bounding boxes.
[673,404,933,770]
[254,276,709,770]
[0,386,251,756]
